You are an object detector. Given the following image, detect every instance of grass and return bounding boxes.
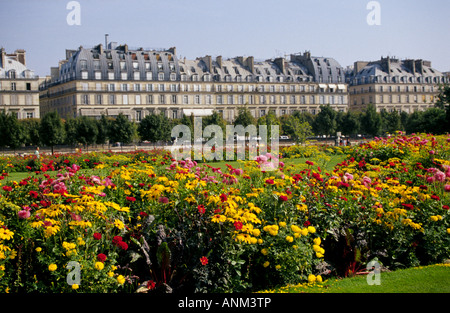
[261,264,450,293]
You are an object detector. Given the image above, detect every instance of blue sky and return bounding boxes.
[1,0,449,76]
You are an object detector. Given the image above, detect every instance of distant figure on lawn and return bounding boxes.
[35,147,40,159]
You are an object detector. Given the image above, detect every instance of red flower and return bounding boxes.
[431,195,440,201]
[265,179,275,185]
[2,186,12,192]
[93,232,102,240]
[279,195,288,202]
[118,241,128,251]
[158,196,169,204]
[126,196,136,202]
[234,221,243,230]
[443,205,450,210]
[112,236,123,246]
[220,193,228,202]
[147,280,156,290]
[198,205,206,214]
[97,253,107,262]
[200,256,208,265]
[306,161,314,166]
[303,220,311,227]
[401,203,414,210]
[139,211,148,217]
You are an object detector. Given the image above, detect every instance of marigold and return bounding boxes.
[48,263,57,272]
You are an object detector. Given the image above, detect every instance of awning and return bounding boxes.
[183,109,214,117]
[337,84,346,90]
[328,84,337,89]
[318,84,327,89]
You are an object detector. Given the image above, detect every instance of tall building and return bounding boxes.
[39,43,349,121]
[347,56,448,113]
[0,48,40,118]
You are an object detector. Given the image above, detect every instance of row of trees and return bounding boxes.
[1,85,449,152]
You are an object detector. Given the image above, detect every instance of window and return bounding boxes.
[159,84,165,92]
[146,84,153,92]
[195,95,201,105]
[136,95,141,105]
[26,83,31,91]
[206,95,212,105]
[135,110,142,121]
[96,95,102,105]
[160,95,165,104]
[171,95,177,104]
[134,84,141,91]
[95,72,102,80]
[158,73,164,81]
[227,95,233,104]
[108,84,115,91]
[26,112,34,119]
[121,72,127,80]
[120,61,126,70]
[11,83,17,91]
[121,84,128,91]
[147,95,153,104]
[146,72,153,80]
[81,94,89,104]
[183,95,189,104]
[260,109,266,116]
[123,95,128,105]
[108,72,114,80]
[290,95,296,104]
[133,72,140,80]
[132,61,139,69]
[217,95,223,105]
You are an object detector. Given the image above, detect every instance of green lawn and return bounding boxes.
[265,264,450,293]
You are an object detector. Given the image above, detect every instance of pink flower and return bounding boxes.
[444,185,450,192]
[434,170,446,182]
[18,208,31,219]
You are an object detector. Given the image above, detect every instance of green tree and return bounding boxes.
[76,116,99,150]
[283,115,313,145]
[137,112,172,143]
[313,105,337,137]
[109,113,135,147]
[39,111,65,154]
[340,111,360,137]
[257,111,280,140]
[95,115,111,146]
[19,118,40,146]
[64,118,79,146]
[360,104,382,137]
[1,113,24,152]
[436,83,450,133]
[381,110,402,135]
[234,106,256,127]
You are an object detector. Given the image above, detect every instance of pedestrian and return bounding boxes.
[35,147,40,159]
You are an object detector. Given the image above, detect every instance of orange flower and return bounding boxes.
[200,256,208,265]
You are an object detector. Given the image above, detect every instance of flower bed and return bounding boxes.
[0,133,449,293]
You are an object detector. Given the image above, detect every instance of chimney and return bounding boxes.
[1,48,5,68]
[168,47,177,56]
[274,57,286,75]
[404,59,415,74]
[202,55,212,72]
[15,49,26,66]
[353,61,369,75]
[415,60,424,75]
[236,56,254,73]
[216,55,222,68]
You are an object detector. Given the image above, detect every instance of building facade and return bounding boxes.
[0,48,40,119]
[347,56,448,113]
[39,43,349,122]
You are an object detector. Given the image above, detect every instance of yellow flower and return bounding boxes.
[252,229,261,237]
[0,228,14,240]
[316,275,323,283]
[447,228,450,234]
[114,219,125,230]
[278,222,286,228]
[261,248,269,256]
[35,247,42,252]
[291,225,302,233]
[95,262,104,271]
[72,284,79,290]
[117,275,126,284]
[275,265,281,270]
[313,245,321,252]
[211,214,226,223]
[308,274,316,283]
[300,228,309,236]
[313,237,321,245]
[107,271,114,277]
[48,264,57,272]
[285,236,294,243]
[263,261,270,268]
[307,226,316,234]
